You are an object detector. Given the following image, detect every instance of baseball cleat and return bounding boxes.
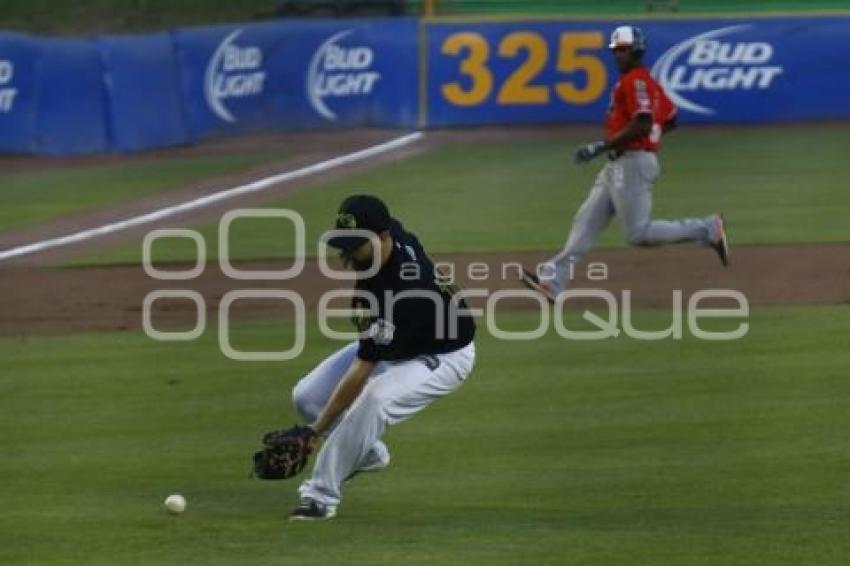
[289,498,337,521]
[345,444,391,482]
[709,214,730,267]
[520,269,557,304]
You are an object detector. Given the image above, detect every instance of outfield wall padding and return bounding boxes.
[0,15,848,154]
[424,17,850,125]
[97,33,188,152]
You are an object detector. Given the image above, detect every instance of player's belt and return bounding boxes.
[607,149,653,161]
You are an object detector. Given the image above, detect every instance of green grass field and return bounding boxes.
[438,0,850,17]
[2,306,849,565]
[0,0,278,34]
[0,149,282,234]
[3,0,847,35]
[67,126,850,266]
[3,123,849,564]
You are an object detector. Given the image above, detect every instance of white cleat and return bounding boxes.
[345,443,390,481]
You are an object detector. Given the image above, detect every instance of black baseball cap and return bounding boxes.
[326,194,392,252]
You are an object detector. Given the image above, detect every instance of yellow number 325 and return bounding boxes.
[440,30,607,107]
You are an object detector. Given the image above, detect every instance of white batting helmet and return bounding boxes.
[609,25,647,54]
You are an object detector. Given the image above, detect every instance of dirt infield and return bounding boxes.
[1,126,848,337]
[1,244,848,336]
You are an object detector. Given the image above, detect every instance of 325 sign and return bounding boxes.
[438,30,608,107]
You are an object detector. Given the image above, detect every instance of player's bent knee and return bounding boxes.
[292,380,321,422]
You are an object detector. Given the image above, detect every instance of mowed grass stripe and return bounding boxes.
[68,126,850,266]
[1,305,848,565]
[0,149,283,234]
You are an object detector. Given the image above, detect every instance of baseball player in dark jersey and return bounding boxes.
[522,25,730,302]
[288,195,476,520]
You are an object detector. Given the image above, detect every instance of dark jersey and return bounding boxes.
[352,220,475,362]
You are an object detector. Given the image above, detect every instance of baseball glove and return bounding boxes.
[252,424,317,480]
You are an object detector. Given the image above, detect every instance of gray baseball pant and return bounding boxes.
[545,151,714,292]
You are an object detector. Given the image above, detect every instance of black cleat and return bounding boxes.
[289,498,337,521]
[709,214,730,267]
[520,269,557,304]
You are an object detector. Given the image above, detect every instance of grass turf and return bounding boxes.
[0,149,283,234]
[2,0,846,35]
[1,305,848,565]
[437,0,850,16]
[68,125,850,266]
[0,0,279,34]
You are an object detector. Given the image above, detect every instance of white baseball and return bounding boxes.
[164,494,187,514]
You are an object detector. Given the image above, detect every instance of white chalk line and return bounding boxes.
[0,131,425,263]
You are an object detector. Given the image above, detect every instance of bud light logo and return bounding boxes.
[204,30,267,123]
[0,60,17,113]
[651,25,783,115]
[307,30,381,121]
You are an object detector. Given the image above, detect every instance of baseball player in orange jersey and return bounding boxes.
[522,25,729,302]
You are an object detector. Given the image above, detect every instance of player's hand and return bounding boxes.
[574,141,607,164]
[305,425,319,450]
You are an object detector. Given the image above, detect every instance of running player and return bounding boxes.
[522,25,729,302]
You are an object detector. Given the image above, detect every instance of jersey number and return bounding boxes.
[649,123,662,144]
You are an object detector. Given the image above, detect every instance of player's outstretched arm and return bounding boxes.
[310,357,376,436]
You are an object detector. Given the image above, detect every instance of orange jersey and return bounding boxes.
[605,66,676,152]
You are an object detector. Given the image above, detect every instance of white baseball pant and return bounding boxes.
[293,341,475,508]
